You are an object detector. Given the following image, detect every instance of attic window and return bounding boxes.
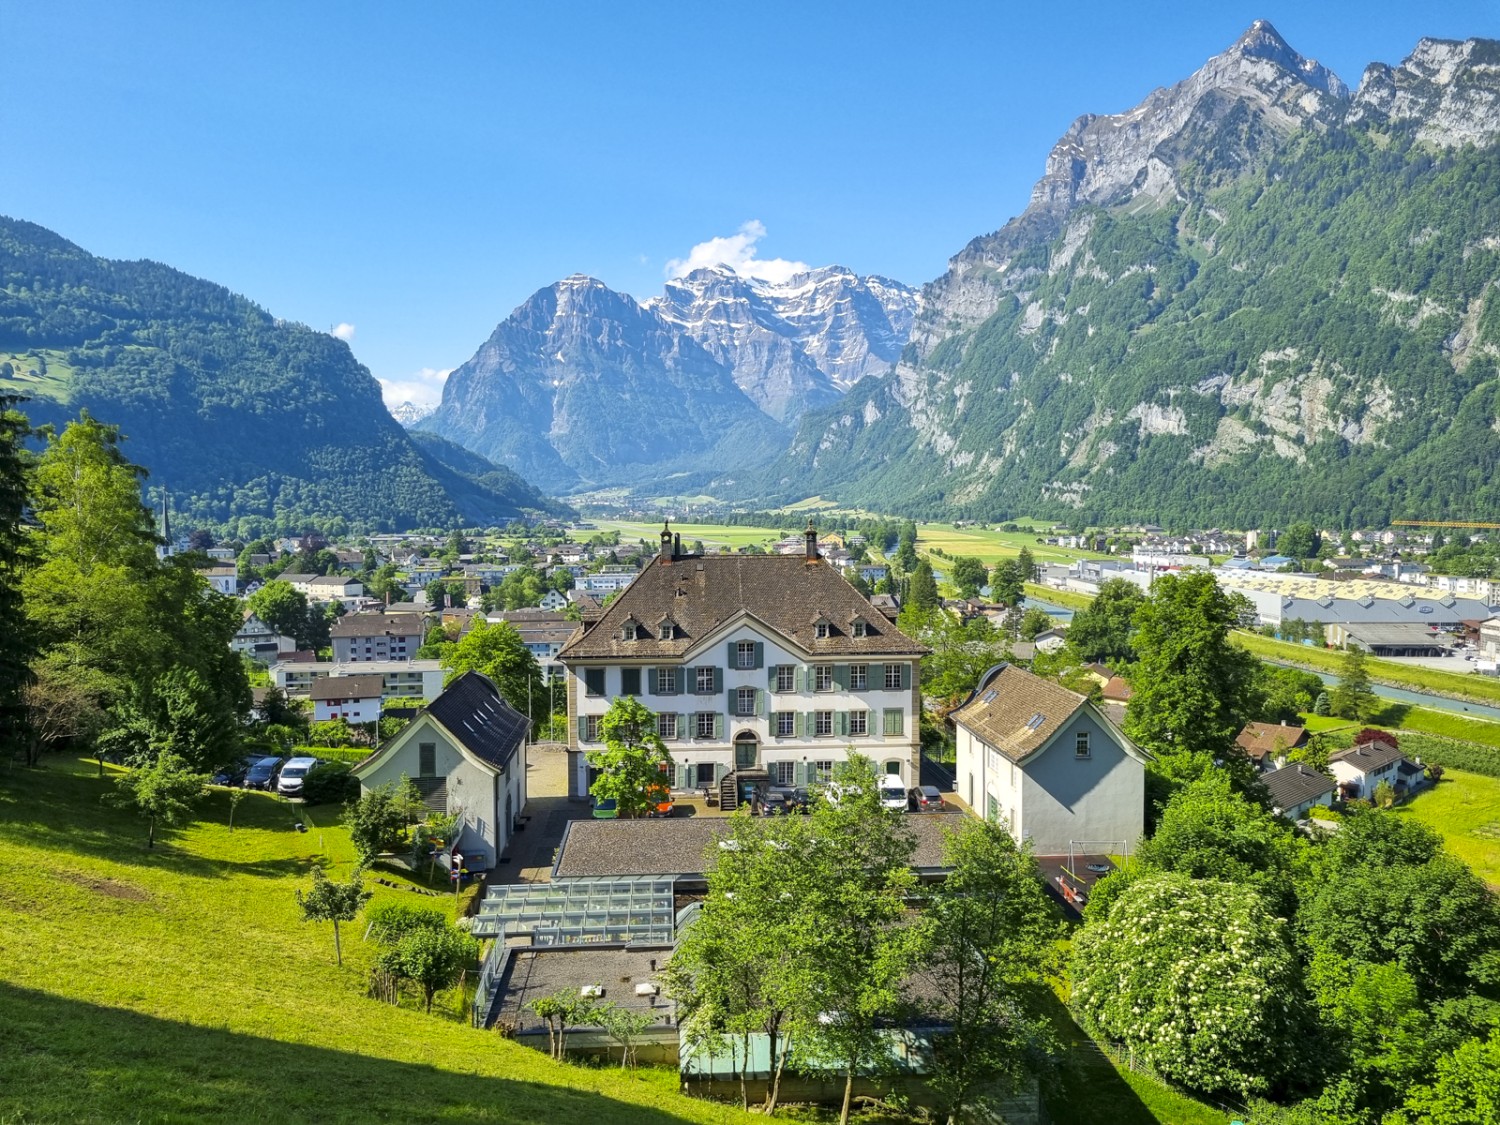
[622,623,637,641]
[1026,712,1046,731]
[852,619,868,638]
[659,623,674,640]
[815,623,831,639]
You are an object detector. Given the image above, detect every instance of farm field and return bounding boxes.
[1394,768,1500,887]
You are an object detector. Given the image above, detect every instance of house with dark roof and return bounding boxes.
[1329,739,1413,801]
[1261,762,1336,819]
[951,663,1149,855]
[1235,721,1309,771]
[309,673,385,724]
[352,671,529,869]
[558,524,927,809]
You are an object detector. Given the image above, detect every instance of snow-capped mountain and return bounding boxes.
[387,400,435,426]
[650,265,918,421]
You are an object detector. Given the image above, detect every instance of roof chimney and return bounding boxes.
[805,520,819,561]
[659,520,673,561]
[674,533,681,559]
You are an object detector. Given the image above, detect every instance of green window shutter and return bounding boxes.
[576,716,587,742]
[871,664,886,690]
[837,711,849,736]
[713,667,723,694]
[678,713,688,739]
[714,713,724,739]
[754,641,764,669]
[805,711,816,737]
[767,664,777,691]
[834,664,849,691]
[756,689,766,718]
[901,663,911,691]
[795,665,806,693]
[675,666,687,695]
[794,760,807,785]
[675,764,687,789]
[646,667,656,694]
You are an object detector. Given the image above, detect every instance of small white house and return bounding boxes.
[539,589,568,611]
[1329,740,1410,800]
[1261,762,1336,819]
[352,672,529,870]
[202,565,238,596]
[310,673,385,724]
[951,663,1148,855]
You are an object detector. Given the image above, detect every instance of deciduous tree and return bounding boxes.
[1065,578,1144,664]
[296,862,371,966]
[588,697,673,819]
[440,619,547,725]
[112,750,209,848]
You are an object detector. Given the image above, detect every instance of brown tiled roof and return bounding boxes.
[553,812,964,879]
[1101,676,1133,702]
[331,612,425,639]
[1235,722,1308,761]
[310,673,386,701]
[950,664,1089,763]
[558,553,926,660]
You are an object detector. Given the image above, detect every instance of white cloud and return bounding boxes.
[378,366,451,410]
[331,322,356,341]
[664,220,809,286]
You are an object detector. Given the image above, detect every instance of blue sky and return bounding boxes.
[4,1,1497,407]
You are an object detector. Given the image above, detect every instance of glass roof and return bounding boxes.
[471,876,677,944]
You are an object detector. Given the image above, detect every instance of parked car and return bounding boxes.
[878,778,909,812]
[645,784,674,818]
[591,797,619,819]
[242,756,285,790]
[908,785,946,811]
[212,755,259,787]
[760,788,792,815]
[276,756,321,798]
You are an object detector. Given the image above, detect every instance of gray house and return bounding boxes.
[352,672,529,870]
[952,663,1149,855]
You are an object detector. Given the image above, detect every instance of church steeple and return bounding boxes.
[156,487,175,560]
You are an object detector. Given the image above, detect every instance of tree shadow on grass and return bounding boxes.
[0,760,322,883]
[0,983,730,1125]
[1035,989,1172,1125]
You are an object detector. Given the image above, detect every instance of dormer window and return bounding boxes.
[851,619,868,638]
[816,623,831,639]
[659,623,674,640]
[622,623,637,641]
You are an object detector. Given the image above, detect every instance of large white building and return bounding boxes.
[272,658,445,704]
[951,663,1148,856]
[559,527,927,807]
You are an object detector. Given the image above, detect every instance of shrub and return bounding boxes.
[365,901,448,945]
[301,761,359,805]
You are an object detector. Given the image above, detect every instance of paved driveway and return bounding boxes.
[488,744,589,885]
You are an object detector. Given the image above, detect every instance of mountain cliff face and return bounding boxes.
[764,26,1500,527]
[421,265,917,487]
[0,217,559,530]
[648,265,916,420]
[419,275,789,492]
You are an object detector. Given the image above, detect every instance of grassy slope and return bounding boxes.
[1024,584,1094,612]
[1393,769,1500,887]
[0,758,751,1125]
[1231,631,1500,706]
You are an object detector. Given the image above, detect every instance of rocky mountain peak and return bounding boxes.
[1230,19,1348,97]
[1348,35,1500,147]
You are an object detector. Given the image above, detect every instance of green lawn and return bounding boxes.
[1231,631,1500,706]
[575,520,790,551]
[1394,769,1500,887]
[0,758,753,1125]
[0,348,77,403]
[1024,583,1094,612]
[916,524,1108,567]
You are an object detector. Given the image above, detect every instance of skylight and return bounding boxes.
[1026,712,1046,730]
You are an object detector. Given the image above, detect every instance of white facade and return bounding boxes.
[203,566,238,595]
[313,692,381,723]
[272,659,445,701]
[955,706,1145,856]
[540,589,568,611]
[568,617,921,796]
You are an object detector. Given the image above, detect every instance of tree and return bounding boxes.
[950,555,988,599]
[922,818,1062,1124]
[1123,571,1262,790]
[344,777,420,862]
[112,750,209,848]
[227,787,246,832]
[1135,773,1304,914]
[295,863,371,966]
[588,697,673,819]
[597,1002,657,1071]
[247,579,309,641]
[529,988,599,1060]
[1391,1030,1500,1125]
[440,619,547,725]
[1018,606,1054,641]
[0,395,34,761]
[1015,545,1036,584]
[20,652,109,767]
[1065,578,1144,664]
[1330,647,1378,722]
[388,923,477,1013]
[909,559,939,611]
[1313,691,1331,716]
[1280,523,1321,560]
[914,611,1011,709]
[988,559,1024,606]
[1072,873,1302,1098]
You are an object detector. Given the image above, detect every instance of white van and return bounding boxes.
[878,777,908,813]
[276,756,320,798]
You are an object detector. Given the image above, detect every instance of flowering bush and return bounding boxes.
[1071,873,1301,1097]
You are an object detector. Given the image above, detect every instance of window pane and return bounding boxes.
[776,711,795,736]
[815,711,832,736]
[885,664,903,690]
[850,664,867,691]
[777,666,794,692]
[815,665,833,692]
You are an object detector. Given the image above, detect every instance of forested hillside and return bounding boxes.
[766,32,1500,527]
[0,218,556,532]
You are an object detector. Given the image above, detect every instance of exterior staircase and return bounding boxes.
[719,774,739,812]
